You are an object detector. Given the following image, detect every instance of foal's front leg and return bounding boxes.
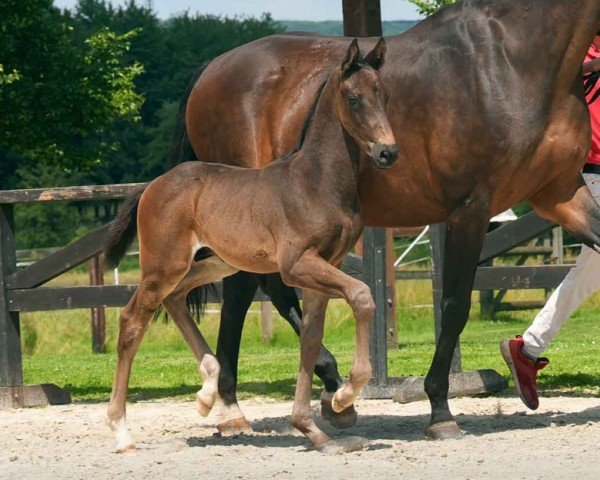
[281,251,374,453]
[258,274,357,429]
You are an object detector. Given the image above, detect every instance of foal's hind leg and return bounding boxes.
[107,273,186,453]
[162,256,238,418]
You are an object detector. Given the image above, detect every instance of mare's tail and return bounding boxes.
[165,62,221,320]
[166,63,208,168]
[104,187,145,268]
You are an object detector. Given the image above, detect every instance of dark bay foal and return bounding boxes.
[104,38,398,453]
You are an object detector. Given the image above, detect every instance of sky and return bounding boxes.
[53,0,422,21]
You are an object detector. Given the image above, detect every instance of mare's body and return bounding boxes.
[181,0,600,439]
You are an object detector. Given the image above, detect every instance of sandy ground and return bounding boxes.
[1,394,600,480]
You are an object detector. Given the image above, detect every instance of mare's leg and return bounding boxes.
[258,274,357,428]
[163,256,238,418]
[281,252,374,453]
[215,271,260,434]
[424,195,490,440]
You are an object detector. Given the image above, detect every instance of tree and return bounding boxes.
[67,2,283,182]
[0,0,143,173]
[408,0,455,16]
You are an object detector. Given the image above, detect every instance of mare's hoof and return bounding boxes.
[321,392,358,429]
[216,417,253,436]
[115,443,136,454]
[319,436,370,455]
[426,421,463,440]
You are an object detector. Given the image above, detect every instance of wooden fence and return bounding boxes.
[0,183,365,407]
[0,183,573,406]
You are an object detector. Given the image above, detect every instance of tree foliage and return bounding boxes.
[1,1,282,248]
[0,0,143,171]
[408,0,456,17]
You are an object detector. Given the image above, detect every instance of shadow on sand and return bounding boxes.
[185,403,600,450]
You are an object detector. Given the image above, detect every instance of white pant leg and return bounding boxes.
[522,172,600,358]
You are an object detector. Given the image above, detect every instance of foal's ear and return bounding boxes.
[365,37,387,70]
[341,38,361,76]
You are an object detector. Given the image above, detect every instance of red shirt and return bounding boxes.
[585,42,600,165]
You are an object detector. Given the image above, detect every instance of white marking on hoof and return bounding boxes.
[218,400,246,424]
[197,354,220,417]
[331,383,358,414]
[107,417,135,453]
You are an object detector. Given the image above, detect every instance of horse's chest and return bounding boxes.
[313,212,362,262]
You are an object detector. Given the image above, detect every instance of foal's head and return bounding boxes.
[335,38,398,169]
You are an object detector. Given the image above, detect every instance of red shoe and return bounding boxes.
[500,337,549,410]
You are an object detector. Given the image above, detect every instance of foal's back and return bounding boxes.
[140,160,301,274]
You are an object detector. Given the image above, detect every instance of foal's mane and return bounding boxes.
[277,77,329,162]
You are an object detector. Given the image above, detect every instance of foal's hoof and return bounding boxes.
[319,436,370,455]
[320,392,358,429]
[115,443,136,454]
[196,390,217,417]
[216,417,253,436]
[426,421,463,440]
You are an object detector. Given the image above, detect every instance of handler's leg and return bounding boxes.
[525,173,600,355]
[502,172,600,409]
[424,196,490,440]
[525,245,600,357]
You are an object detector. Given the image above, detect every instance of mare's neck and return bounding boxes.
[291,76,362,208]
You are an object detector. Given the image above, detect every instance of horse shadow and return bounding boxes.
[185,403,600,450]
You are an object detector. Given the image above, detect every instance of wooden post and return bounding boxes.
[343,0,391,385]
[429,224,461,373]
[353,231,397,349]
[479,258,495,318]
[386,229,398,348]
[0,205,22,386]
[260,302,274,343]
[342,0,382,36]
[88,254,106,354]
[363,227,389,385]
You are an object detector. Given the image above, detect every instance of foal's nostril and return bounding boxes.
[371,143,399,168]
[380,145,399,164]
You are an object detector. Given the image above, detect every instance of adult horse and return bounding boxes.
[176,0,600,440]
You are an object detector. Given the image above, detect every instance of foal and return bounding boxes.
[105,38,398,453]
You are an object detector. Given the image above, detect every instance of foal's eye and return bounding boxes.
[348,95,360,107]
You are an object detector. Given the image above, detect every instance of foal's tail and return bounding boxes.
[104,187,145,269]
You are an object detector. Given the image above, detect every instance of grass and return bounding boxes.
[20,265,600,403]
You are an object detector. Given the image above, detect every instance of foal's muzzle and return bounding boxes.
[370,143,399,169]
